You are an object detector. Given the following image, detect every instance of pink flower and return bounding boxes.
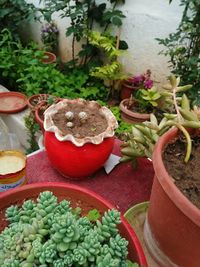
[128,70,153,89]
[144,79,153,89]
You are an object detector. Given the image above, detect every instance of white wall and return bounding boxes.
[25,0,183,84]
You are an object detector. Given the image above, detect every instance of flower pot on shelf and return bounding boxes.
[42,51,56,64]
[44,99,118,178]
[144,127,200,267]
[119,98,150,123]
[0,182,148,267]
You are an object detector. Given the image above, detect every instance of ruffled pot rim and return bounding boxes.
[44,98,118,147]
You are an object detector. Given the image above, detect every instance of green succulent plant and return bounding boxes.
[121,74,200,167]
[140,87,162,107]
[0,191,139,267]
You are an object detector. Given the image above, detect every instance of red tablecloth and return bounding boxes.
[27,140,154,213]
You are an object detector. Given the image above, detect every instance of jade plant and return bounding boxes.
[120,75,200,167]
[126,86,162,114]
[0,191,138,267]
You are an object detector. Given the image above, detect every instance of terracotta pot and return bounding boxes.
[120,80,138,100]
[27,93,49,109]
[144,127,200,267]
[35,97,61,131]
[35,101,46,131]
[42,51,56,64]
[120,99,150,123]
[0,182,148,267]
[44,99,118,178]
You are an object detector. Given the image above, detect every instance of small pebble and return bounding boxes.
[66,122,74,128]
[65,111,74,120]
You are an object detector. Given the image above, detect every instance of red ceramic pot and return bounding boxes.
[120,99,150,123]
[44,131,115,178]
[0,182,148,267]
[44,99,118,179]
[144,127,200,267]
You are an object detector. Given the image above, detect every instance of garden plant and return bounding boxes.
[120,75,195,166]
[157,0,200,105]
[0,190,138,266]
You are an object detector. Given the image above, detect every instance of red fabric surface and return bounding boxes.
[27,139,154,213]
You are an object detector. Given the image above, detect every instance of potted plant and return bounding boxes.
[119,86,162,123]
[27,93,50,109]
[120,75,200,266]
[120,70,153,100]
[0,182,147,266]
[41,21,59,57]
[44,98,118,178]
[35,95,61,130]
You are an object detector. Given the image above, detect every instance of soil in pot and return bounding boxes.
[52,104,108,138]
[163,136,200,209]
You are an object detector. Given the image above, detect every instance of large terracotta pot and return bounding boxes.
[120,99,150,123]
[144,127,200,267]
[0,182,148,267]
[44,99,118,178]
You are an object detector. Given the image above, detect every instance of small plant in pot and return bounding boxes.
[120,69,154,100]
[27,94,50,110]
[0,183,145,266]
[120,75,200,266]
[35,95,61,131]
[44,98,118,178]
[120,85,163,124]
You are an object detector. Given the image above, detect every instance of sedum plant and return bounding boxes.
[120,75,200,167]
[0,191,138,267]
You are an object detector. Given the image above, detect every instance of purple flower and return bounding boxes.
[128,70,153,89]
[144,79,153,89]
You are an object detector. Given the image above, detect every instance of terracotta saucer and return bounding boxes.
[0,92,27,114]
[124,202,159,267]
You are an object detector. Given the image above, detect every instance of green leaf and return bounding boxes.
[111,16,122,26]
[86,209,100,221]
[126,260,139,267]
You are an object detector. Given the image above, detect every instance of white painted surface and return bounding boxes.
[25,0,182,83]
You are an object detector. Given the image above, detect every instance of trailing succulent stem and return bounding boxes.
[121,74,200,166]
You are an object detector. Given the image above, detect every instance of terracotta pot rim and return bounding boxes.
[0,182,148,267]
[27,94,49,109]
[119,99,151,119]
[0,92,27,113]
[43,51,56,64]
[152,127,200,227]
